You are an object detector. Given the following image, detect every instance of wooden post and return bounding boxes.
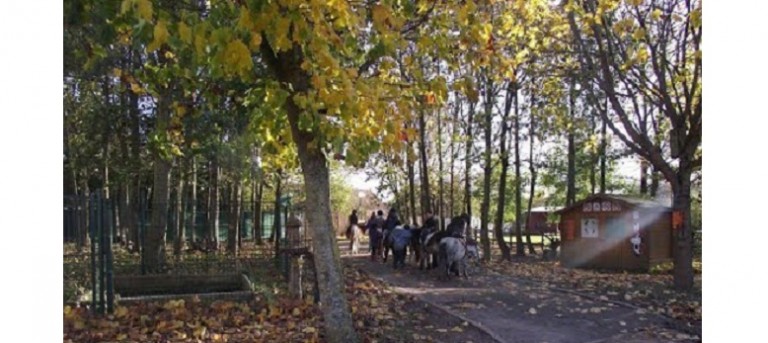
[286,214,303,299]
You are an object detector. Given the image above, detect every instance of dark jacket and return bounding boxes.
[390,226,412,251]
[384,212,399,232]
[423,216,438,231]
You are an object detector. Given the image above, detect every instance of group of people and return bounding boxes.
[348,207,458,270]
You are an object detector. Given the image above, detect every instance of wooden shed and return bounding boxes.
[556,194,673,271]
[524,207,560,235]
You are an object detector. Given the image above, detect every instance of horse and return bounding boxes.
[382,228,394,262]
[408,227,423,264]
[420,229,452,270]
[346,223,363,255]
[438,237,480,279]
[419,215,469,270]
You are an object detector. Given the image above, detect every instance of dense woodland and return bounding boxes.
[64,1,701,340]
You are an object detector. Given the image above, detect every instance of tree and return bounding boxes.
[566,0,702,290]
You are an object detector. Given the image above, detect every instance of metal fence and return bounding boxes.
[64,192,318,311]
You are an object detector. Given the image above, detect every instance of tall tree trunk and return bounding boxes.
[129,49,142,251]
[493,82,515,261]
[117,105,133,245]
[173,164,184,256]
[599,117,607,194]
[119,185,131,246]
[102,77,111,201]
[464,100,476,238]
[525,89,537,255]
[672,164,694,291]
[273,173,282,254]
[437,106,444,229]
[525,171,537,255]
[286,99,360,341]
[589,113,598,195]
[228,178,241,255]
[187,156,197,243]
[449,95,460,218]
[566,77,577,206]
[296,149,358,342]
[640,159,649,195]
[82,179,91,248]
[419,107,432,214]
[650,167,660,197]
[407,136,418,225]
[143,102,171,273]
[479,73,493,261]
[513,81,525,256]
[253,178,264,245]
[208,161,221,249]
[260,39,361,340]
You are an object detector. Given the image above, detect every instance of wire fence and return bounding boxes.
[63,192,318,310]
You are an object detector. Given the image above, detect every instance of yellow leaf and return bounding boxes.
[116,333,128,340]
[194,26,207,55]
[302,326,316,333]
[632,28,645,41]
[250,33,262,49]
[114,306,129,318]
[224,39,253,76]
[238,9,253,31]
[120,0,132,15]
[636,48,648,63]
[178,22,192,44]
[372,4,390,30]
[130,82,143,94]
[136,0,153,20]
[274,17,292,51]
[690,8,702,27]
[147,19,169,52]
[651,9,662,21]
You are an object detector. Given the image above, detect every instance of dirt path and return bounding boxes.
[340,241,696,343]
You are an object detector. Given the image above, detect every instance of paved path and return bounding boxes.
[339,240,693,343]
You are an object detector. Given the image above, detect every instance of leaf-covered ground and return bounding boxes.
[64,242,701,342]
[483,256,702,337]
[64,255,493,342]
[346,248,702,343]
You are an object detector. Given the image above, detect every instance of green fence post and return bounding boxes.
[89,192,97,314]
[139,190,146,275]
[105,197,115,314]
[98,191,106,315]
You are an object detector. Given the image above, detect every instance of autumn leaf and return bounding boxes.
[178,22,192,44]
[135,0,153,20]
[147,19,169,52]
[372,4,391,31]
[223,39,253,77]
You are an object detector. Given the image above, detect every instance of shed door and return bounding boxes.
[603,216,627,269]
